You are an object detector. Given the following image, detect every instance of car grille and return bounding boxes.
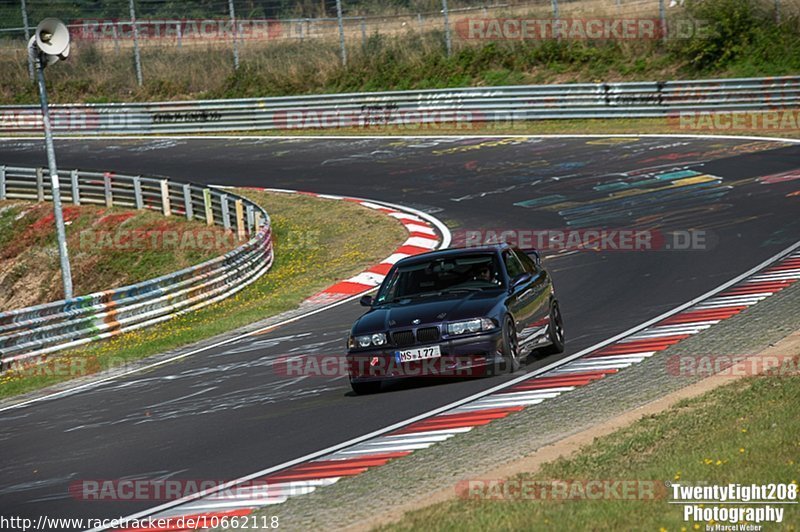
[391,327,440,347]
[391,330,415,347]
[416,327,440,343]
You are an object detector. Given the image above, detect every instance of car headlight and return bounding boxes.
[447,318,496,336]
[371,333,387,346]
[352,333,387,348]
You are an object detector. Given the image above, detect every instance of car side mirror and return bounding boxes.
[359,295,374,307]
[523,248,543,268]
[511,272,532,289]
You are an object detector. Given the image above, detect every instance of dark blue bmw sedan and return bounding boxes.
[346,244,564,394]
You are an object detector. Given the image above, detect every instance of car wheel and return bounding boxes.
[539,302,565,356]
[350,379,382,395]
[498,316,521,374]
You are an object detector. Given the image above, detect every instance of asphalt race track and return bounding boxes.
[1,136,799,527]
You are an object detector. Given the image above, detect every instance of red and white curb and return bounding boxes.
[107,244,800,531]
[289,193,443,306]
[232,188,446,308]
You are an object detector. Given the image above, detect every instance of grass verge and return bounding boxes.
[207,115,800,140]
[378,353,800,531]
[0,200,236,309]
[0,189,407,399]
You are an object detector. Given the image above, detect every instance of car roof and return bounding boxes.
[393,244,512,268]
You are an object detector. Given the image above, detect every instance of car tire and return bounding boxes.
[498,316,521,374]
[350,380,382,395]
[539,302,565,356]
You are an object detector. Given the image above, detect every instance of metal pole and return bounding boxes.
[228,0,240,70]
[20,0,34,80]
[129,0,143,86]
[113,23,120,54]
[775,0,781,24]
[659,0,667,43]
[361,17,366,49]
[551,0,561,41]
[335,0,346,66]
[441,0,452,57]
[33,52,73,299]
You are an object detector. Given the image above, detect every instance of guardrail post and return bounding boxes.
[103,172,113,208]
[203,188,214,225]
[160,179,171,216]
[221,194,231,231]
[235,199,245,241]
[70,169,80,205]
[35,167,44,201]
[182,183,193,220]
[0,165,5,200]
[133,175,143,209]
[254,212,262,232]
[246,204,255,235]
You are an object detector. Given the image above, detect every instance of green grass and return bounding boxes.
[378,356,800,531]
[0,190,407,399]
[205,114,800,139]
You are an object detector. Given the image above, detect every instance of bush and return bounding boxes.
[671,0,800,72]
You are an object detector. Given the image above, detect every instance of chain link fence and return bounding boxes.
[2,0,798,90]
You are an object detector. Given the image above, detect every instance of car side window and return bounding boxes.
[503,250,525,279]
[514,249,539,273]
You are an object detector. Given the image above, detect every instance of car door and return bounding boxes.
[513,248,551,342]
[502,249,538,344]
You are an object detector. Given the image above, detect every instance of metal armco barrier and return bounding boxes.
[0,166,273,369]
[0,76,798,134]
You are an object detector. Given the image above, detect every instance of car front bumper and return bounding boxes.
[346,330,504,383]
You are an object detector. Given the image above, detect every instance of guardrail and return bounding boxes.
[0,165,273,369]
[1,75,798,134]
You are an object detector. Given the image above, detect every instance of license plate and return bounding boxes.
[395,345,441,363]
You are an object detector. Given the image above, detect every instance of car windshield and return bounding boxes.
[376,253,503,303]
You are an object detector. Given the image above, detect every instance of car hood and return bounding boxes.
[353,290,504,334]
